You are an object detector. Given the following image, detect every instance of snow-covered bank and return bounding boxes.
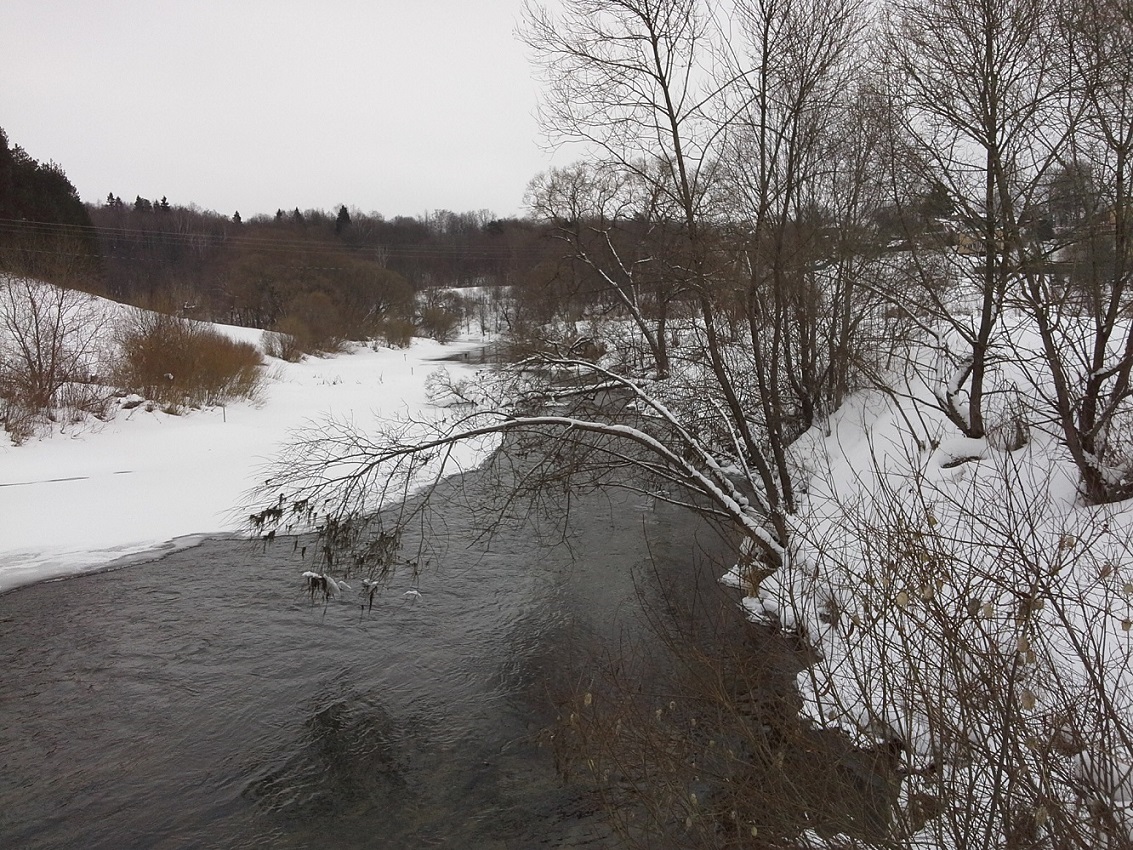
[723,326,1133,847]
[0,326,487,594]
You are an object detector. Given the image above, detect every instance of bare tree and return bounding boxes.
[521,0,814,556]
[526,161,688,377]
[521,0,720,218]
[1014,0,1133,504]
[0,277,101,413]
[253,0,889,607]
[883,0,1060,438]
[249,356,785,578]
[715,0,872,509]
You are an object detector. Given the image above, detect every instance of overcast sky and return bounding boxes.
[0,1,558,220]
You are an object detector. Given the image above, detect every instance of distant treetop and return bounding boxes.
[335,204,351,235]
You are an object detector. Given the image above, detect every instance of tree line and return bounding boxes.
[0,127,643,350]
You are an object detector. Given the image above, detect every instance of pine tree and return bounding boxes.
[335,204,351,235]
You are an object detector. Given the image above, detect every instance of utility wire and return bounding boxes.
[0,217,552,261]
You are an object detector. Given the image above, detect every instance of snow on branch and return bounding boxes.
[246,356,784,581]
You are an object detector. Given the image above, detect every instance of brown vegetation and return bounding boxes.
[113,309,264,410]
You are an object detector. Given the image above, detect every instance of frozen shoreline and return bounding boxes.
[0,327,489,595]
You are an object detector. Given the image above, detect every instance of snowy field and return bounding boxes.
[0,305,487,594]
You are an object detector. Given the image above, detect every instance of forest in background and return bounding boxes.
[0,124,621,352]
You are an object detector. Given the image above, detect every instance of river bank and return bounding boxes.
[0,324,490,594]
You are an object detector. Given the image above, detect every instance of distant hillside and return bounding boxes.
[0,127,99,282]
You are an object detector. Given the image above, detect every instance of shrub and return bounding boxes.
[261,329,306,362]
[0,278,101,410]
[418,305,459,344]
[373,317,415,348]
[113,309,264,407]
[1,398,36,445]
[280,291,347,354]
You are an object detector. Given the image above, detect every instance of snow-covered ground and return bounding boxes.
[0,309,487,594]
[724,321,1133,846]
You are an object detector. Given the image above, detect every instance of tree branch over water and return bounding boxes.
[247,354,783,584]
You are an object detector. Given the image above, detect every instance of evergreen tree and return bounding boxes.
[335,204,351,235]
[0,128,18,221]
[0,125,98,277]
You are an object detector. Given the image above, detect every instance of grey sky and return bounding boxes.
[1,1,555,220]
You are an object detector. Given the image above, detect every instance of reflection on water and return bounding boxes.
[244,686,405,823]
[0,472,722,849]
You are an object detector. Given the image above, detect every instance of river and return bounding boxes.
[0,462,737,848]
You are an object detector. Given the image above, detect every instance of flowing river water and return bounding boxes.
[0,461,746,849]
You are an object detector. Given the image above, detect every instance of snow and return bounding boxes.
[738,325,1133,846]
[0,293,489,594]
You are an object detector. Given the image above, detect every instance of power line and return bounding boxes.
[0,217,553,262]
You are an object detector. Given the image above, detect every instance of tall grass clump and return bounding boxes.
[114,309,265,409]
